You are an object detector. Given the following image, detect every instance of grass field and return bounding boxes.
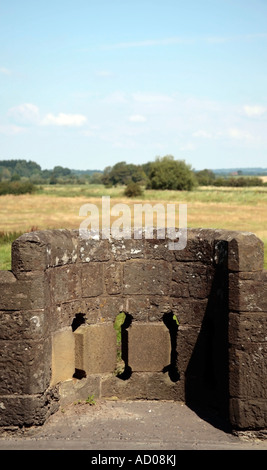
[0,184,266,270]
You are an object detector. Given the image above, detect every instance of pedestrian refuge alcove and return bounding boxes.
[0,228,266,434]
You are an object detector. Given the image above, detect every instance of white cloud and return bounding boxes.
[179,143,196,151]
[228,128,254,140]
[243,105,266,117]
[133,92,173,103]
[193,130,213,139]
[8,103,40,125]
[128,114,147,123]
[102,37,194,49]
[0,67,11,75]
[101,33,267,50]
[102,91,127,104]
[0,124,25,135]
[95,70,113,77]
[42,113,87,127]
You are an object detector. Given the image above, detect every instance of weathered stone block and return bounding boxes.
[229,273,267,312]
[171,263,210,299]
[0,337,51,394]
[229,344,267,399]
[51,300,85,330]
[0,309,48,340]
[173,228,216,263]
[108,237,145,261]
[229,312,267,344]
[101,373,150,400]
[146,372,182,400]
[147,296,173,322]
[46,229,79,267]
[123,260,171,295]
[230,398,267,430]
[79,237,111,262]
[227,233,264,272]
[83,296,126,322]
[104,262,122,295]
[49,264,81,305]
[0,388,59,427]
[145,238,175,261]
[101,372,181,400]
[128,322,171,372]
[58,375,101,406]
[11,229,79,272]
[81,262,103,297]
[0,271,46,310]
[51,328,75,386]
[126,295,172,322]
[11,233,48,272]
[172,298,208,327]
[176,326,201,374]
[74,323,117,374]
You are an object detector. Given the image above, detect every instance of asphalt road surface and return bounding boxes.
[1,399,267,451]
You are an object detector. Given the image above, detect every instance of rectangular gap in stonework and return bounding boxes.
[114,312,132,380]
[72,313,87,379]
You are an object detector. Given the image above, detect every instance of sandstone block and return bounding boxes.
[74,323,117,374]
[51,328,75,386]
[128,322,171,372]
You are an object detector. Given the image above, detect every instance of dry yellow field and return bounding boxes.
[0,184,266,269]
[0,193,266,239]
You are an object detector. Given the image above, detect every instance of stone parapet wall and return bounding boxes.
[0,228,266,433]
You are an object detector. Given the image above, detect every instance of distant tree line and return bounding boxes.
[0,157,265,197]
[195,168,264,187]
[0,159,102,185]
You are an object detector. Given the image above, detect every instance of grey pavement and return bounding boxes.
[0,400,267,451]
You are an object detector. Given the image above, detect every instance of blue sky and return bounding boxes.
[0,0,267,171]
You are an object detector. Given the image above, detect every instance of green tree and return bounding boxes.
[102,161,147,187]
[148,155,196,191]
[195,169,216,186]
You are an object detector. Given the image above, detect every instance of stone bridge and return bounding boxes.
[0,228,266,433]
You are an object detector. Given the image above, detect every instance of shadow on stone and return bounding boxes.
[71,313,86,332]
[162,312,180,382]
[117,313,133,381]
[185,247,231,433]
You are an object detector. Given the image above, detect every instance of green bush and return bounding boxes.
[148,155,196,191]
[124,181,144,198]
[0,181,36,195]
